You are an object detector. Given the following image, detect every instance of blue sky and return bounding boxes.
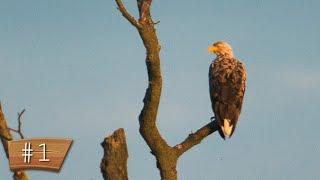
[1,0,319,179]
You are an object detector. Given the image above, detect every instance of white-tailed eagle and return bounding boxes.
[208,41,246,139]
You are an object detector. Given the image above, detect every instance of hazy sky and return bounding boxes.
[1,0,320,179]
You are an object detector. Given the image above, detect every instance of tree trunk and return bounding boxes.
[113,1,219,179]
[100,128,128,180]
[0,103,29,180]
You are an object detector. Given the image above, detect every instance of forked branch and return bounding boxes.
[8,109,26,139]
[114,0,218,179]
[115,0,140,28]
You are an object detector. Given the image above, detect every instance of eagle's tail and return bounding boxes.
[218,118,235,140]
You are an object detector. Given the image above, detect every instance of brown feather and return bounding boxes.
[209,56,246,138]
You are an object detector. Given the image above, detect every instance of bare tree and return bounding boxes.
[0,103,29,180]
[101,1,220,179]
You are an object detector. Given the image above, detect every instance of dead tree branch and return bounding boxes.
[8,109,25,139]
[115,0,140,28]
[100,128,128,180]
[114,1,218,179]
[0,103,29,180]
[174,121,219,156]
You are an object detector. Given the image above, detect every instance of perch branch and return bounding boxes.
[0,103,29,180]
[174,121,219,156]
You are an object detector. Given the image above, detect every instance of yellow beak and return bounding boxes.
[208,45,218,53]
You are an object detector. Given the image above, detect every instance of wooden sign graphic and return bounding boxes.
[8,138,72,171]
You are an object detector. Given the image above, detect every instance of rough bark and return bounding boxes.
[0,103,29,180]
[174,121,219,156]
[113,1,219,179]
[100,128,128,180]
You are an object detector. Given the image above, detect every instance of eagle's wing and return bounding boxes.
[209,58,246,138]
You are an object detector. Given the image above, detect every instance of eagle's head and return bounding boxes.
[208,41,234,58]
